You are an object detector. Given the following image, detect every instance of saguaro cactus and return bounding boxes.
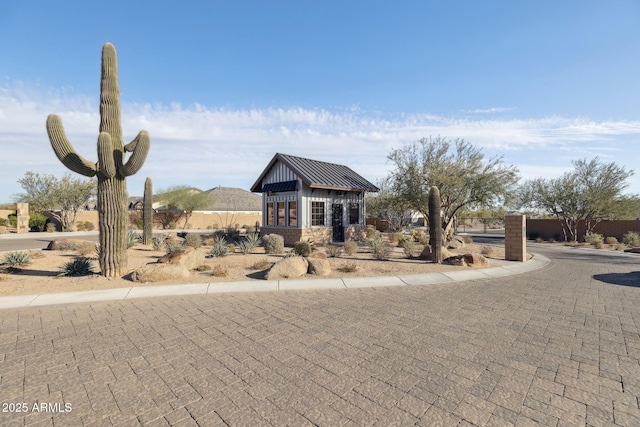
[142,177,153,246]
[429,186,443,264]
[46,43,150,277]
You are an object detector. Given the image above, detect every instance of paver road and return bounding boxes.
[0,245,639,426]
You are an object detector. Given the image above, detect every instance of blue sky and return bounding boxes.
[1,1,640,203]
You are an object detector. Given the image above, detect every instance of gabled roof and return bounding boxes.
[203,186,262,211]
[251,153,379,193]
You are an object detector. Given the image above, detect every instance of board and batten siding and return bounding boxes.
[263,161,297,185]
[300,188,364,229]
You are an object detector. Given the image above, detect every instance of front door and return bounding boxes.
[332,203,344,242]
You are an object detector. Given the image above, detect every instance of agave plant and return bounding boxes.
[59,257,96,277]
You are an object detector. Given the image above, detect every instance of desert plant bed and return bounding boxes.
[0,241,508,297]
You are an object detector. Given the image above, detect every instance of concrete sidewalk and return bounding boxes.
[0,253,550,309]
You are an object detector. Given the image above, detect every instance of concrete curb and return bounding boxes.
[0,253,551,310]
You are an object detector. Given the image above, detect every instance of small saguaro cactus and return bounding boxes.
[46,43,150,277]
[142,177,153,246]
[428,186,443,264]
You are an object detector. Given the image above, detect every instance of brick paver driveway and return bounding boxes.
[1,245,639,426]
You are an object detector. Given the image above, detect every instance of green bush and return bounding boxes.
[0,218,7,227]
[366,225,376,239]
[367,233,391,260]
[29,213,47,232]
[262,234,285,254]
[59,257,95,276]
[209,236,230,257]
[8,214,17,228]
[585,233,603,248]
[293,239,316,256]
[623,232,640,247]
[401,239,418,258]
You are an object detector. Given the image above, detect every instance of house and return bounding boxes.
[251,153,379,245]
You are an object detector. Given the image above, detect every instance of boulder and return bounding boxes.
[419,246,453,260]
[307,257,331,276]
[46,239,94,251]
[157,248,204,270]
[446,235,466,250]
[130,264,190,283]
[308,252,327,260]
[265,256,309,280]
[443,252,489,267]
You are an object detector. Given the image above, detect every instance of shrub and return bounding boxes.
[366,225,376,239]
[77,242,97,257]
[211,265,228,277]
[237,232,261,255]
[29,213,48,232]
[293,239,316,256]
[225,227,240,242]
[29,249,45,259]
[184,233,202,249]
[395,232,407,247]
[0,218,7,226]
[263,234,285,254]
[165,242,184,255]
[401,240,418,258]
[3,251,32,267]
[325,245,343,258]
[152,236,166,251]
[76,221,95,231]
[480,245,493,256]
[605,236,618,245]
[46,223,57,233]
[339,262,358,273]
[127,229,141,248]
[343,240,358,256]
[616,243,627,251]
[535,237,544,243]
[367,233,391,261]
[8,214,17,228]
[252,258,272,270]
[585,233,603,249]
[411,229,427,243]
[59,257,95,276]
[623,232,640,247]
[209,236,230,257]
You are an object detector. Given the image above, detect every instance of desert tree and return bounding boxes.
[518,158,639,242]
[15,172,96,231]
[386,136,519,237]
[365,177,413,232]
[155,185,211,229]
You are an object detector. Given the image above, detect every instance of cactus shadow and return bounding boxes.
[593,271,640,288]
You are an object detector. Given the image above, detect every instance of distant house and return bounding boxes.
[251,153,379,245]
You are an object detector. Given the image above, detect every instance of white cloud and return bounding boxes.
[1,81,640,202]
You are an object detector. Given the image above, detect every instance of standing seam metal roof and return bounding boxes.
[251,153,379,192]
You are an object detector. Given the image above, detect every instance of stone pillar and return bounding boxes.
[16,203,29,234]
[505,214,526,262]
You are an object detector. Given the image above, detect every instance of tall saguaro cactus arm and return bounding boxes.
[46,114,97,177]
[121,131,150,177]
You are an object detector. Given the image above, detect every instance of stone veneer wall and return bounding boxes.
[260,225,367,246]
[505,214,526,262]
